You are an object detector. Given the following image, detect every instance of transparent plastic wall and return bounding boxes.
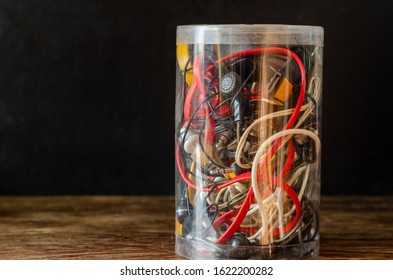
[175,25,323,259]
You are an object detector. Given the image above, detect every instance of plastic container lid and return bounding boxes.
[177,24,324,46]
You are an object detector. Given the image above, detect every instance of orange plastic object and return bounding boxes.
[273,77,293,105]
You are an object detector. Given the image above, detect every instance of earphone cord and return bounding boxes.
[176,47,306,243]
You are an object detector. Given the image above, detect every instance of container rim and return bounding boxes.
[177,24,324,46]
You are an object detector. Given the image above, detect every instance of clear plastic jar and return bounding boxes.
[175,24,323,259]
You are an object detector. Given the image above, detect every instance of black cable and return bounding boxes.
[178,92,221,183]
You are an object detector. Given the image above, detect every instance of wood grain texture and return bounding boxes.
[319,196,393,259]
[0,196,392,259]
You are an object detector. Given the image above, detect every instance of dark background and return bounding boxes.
[0,0,392,195]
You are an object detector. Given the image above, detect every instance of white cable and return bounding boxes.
[235,102,312,169]
[248,77,322,241]
[284,166,310,218]
[251,129,321,241]
[236,75,322,170]
[247,166,309,241]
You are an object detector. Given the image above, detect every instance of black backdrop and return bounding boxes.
[0,0,392,195]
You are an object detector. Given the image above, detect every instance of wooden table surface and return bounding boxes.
[0,195,391,260]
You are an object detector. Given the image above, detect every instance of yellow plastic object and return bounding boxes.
[273,78,293,105]
[176,44,194,86]
[175,219,183,235]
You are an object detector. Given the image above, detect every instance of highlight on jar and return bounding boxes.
[175,26,323,259]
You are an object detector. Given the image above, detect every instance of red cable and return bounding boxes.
[216,188,255,244]
[212,209,237,228]
[280,140,295,179]
[193,54,206,98]
[177,47,305,243]
[211,141,295,240]
[215,174,300,244]
[271,176,301,235]
[183,59,216,122]
[215,49,304,242]
[179,48,304,191]
[184,82,197,122]
[263,139,295,192]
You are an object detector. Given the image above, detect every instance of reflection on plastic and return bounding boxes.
[175,25,323,259]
